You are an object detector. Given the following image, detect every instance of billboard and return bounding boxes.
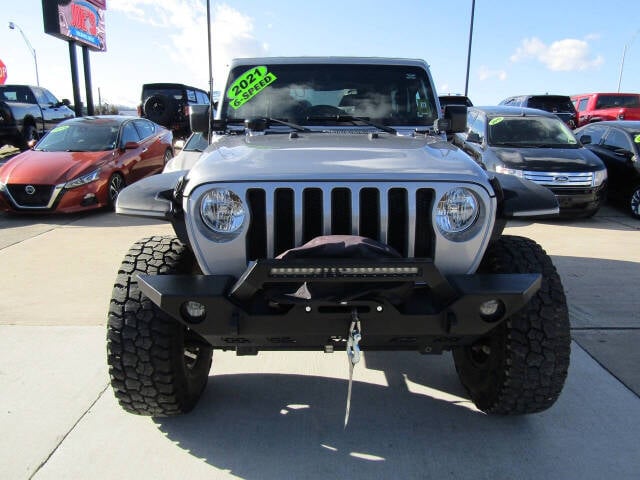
[42,0,107,52]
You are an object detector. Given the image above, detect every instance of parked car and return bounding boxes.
[138,83,209,140]
[453,106,607,217]
[0,84,75,149]
[163,131,208,173]
[571,92,640,127]
[574,120,640,218]
[438,94,473,114]
[499,94,577,128]
[0,116,173,213]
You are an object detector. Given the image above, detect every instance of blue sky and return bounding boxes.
[1,0,638,108]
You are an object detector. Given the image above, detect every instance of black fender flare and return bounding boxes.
[490,172,559,218]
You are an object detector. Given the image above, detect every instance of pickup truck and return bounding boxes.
[0,84,75,149]
[571,92,640,127]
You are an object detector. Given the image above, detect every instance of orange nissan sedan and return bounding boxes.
[0,116,173,213]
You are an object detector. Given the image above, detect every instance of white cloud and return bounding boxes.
[478,65,507,81]
[109,1,268,90]
[510,37,603,71]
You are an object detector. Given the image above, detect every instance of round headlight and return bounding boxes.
[200,188,246,234]
[436,187,479,235]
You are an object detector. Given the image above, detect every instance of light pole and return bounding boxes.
[617,29,639,93]
[464,0,476,97]
[8,21,40,86]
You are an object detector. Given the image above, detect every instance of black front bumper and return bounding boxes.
[137,258,541,354]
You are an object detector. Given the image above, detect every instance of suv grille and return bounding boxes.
[523,171,593,188]
[245,185,435,259]
[7,184,54,207]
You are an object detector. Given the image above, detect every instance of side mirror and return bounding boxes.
[467,131,482,143]
[579,134,592,145]
[61,99,71,107]
[444,104,467,133]
[189,104,210,134]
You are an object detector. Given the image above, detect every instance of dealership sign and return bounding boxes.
[42,0,107,52]
[0,59,6,85]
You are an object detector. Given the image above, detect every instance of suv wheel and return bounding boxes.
[107,236,213,416]
[453,235,571,414]
[629,184,640,218]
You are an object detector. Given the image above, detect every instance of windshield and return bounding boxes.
[527,96,575,113]
[36,122,119,152]
[222,63,438,127]
[183,132,208,152]
[488,115,579,148]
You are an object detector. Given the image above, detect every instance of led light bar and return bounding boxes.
[268,266,420,278]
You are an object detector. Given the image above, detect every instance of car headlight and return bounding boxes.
[593,168,607,187]
[200,188,246,235]
[495,165,524,178]
[436,187,480,237]
[65,168,101,189]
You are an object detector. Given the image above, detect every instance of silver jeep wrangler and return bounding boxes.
[107,57,570,417]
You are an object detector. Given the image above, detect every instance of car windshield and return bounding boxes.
[35,122,120,152]
[488,115,579,148]
[527,96,575,113]
[222,63,438,127]
[183,132,208,152]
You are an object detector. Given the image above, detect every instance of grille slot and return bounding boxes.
[523,171,593,187]
[245,185,435,259]
[7,184,54,207]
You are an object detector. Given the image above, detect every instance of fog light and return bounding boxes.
[181,301,206,323]
[479,299,505,322]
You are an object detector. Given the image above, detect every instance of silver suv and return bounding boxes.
[107,57,570,418]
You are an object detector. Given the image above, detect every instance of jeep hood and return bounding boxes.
[185,133,488,194]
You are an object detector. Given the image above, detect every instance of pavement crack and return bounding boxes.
[29,383,110,479]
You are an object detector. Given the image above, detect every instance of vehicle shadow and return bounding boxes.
[154,352,536,479]
[151,345,639,479]
[0,209,168,229]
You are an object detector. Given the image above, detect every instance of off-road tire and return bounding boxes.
[453,235,571,414]
[107,236,213,416]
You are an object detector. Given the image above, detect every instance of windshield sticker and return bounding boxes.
[634,134,640,143]
[489,117,504,126]
[51,125,70,133]
[227,66,277,110]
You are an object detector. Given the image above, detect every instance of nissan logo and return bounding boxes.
[554,176,570,183]
[25,185,36,195]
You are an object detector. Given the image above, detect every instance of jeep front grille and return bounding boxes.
[245,185,435,259]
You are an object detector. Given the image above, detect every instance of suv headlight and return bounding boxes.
[495,165,524,178]
[200,188,246,236]
[593,168,607,187]
[65,168,101,189]
[436,187,480,238]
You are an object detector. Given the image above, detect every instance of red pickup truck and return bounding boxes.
[571,92,640,127]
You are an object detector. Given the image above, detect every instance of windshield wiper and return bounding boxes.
[306,115,397,135]
[227,117,310,132]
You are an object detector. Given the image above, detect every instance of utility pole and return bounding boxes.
[464,0,476,97]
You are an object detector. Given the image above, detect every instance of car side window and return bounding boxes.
[42,89,60,105]
[468,113,485,141]
[603,129,632,154]
[32,87,50,105]
[120,122,141,146]
[133,119,155,140]
[186,89,197,103]
[577,98,588,112]
[580,125,606,145]
[196,91,208,104]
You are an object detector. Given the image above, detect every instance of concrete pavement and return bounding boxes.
[0,205,638,479]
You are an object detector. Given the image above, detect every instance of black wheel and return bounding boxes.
[20,124,38,150]
[629,184,640,219]
[163,148,173,165]
[143,94,176,127]
[107,173,125,209]
[107,236,212,416]
[453,235,571,414]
